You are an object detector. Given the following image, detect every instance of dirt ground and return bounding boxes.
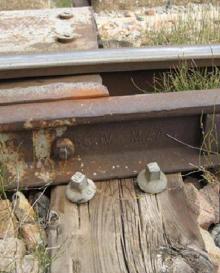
[0,0,50,10]
[95,2,220,47]
[0,0,72,10]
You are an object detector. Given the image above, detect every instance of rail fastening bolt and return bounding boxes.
[137,162,167,194]
[66,172,96,204]
[58,10,73,20]
[53,138,75,160]
[56,32,80,43]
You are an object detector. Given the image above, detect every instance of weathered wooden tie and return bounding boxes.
[48,174,214,273]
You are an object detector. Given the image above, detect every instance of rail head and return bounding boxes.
[1,45,220,79]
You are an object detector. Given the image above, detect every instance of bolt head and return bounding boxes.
[56,32,81,44]
[58,11,73,19]
[137,162,167,194]
[145,162,161,181]
[70,172,88,190]
[66,172,96,204]
[53,138,75,160]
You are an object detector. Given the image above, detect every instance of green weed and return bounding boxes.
[154,64,220,92]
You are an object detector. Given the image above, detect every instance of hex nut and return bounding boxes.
[137,162,167,194]
[66,172,96,204]
[53,138,75,160]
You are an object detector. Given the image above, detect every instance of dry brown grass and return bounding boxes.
[92,0,220,11]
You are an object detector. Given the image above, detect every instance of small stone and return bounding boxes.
[0,238,25,273]
[21,223,47,251]
[200,184,219,224]
[198,194,215,229]
[13,192,37,224]
[124,10,133,17]
[136,15,145,21]
[184,183,216,229]
[171,256,195,273]
[211,224,220,248]
[145,9,155,16]
[0,199,18,238]
[200,228,220,271]
[98,39,132,48]
[20,255,40,273]
[180,245,214,273]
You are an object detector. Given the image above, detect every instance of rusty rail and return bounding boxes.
[1,89,220,189]
[0,45,220,79]
[1,7,220,189]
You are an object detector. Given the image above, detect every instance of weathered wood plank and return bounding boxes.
[49,175,214,273]
[157,174,204,247]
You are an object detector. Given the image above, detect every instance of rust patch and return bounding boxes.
[32,127,68,183]
[32,127,67,160]
[0,133,27,184]
[24,118,76,130]
[32,129,53,160]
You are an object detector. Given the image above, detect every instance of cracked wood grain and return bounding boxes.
[49,174,214,273]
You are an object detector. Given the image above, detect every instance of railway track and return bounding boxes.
[0,6,220,189]
[1,4,220,273]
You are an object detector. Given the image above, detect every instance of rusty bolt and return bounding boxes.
[137,162,167,194]
[66,172,96,204]
[53,138,75,160]
[58,11,73,20]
